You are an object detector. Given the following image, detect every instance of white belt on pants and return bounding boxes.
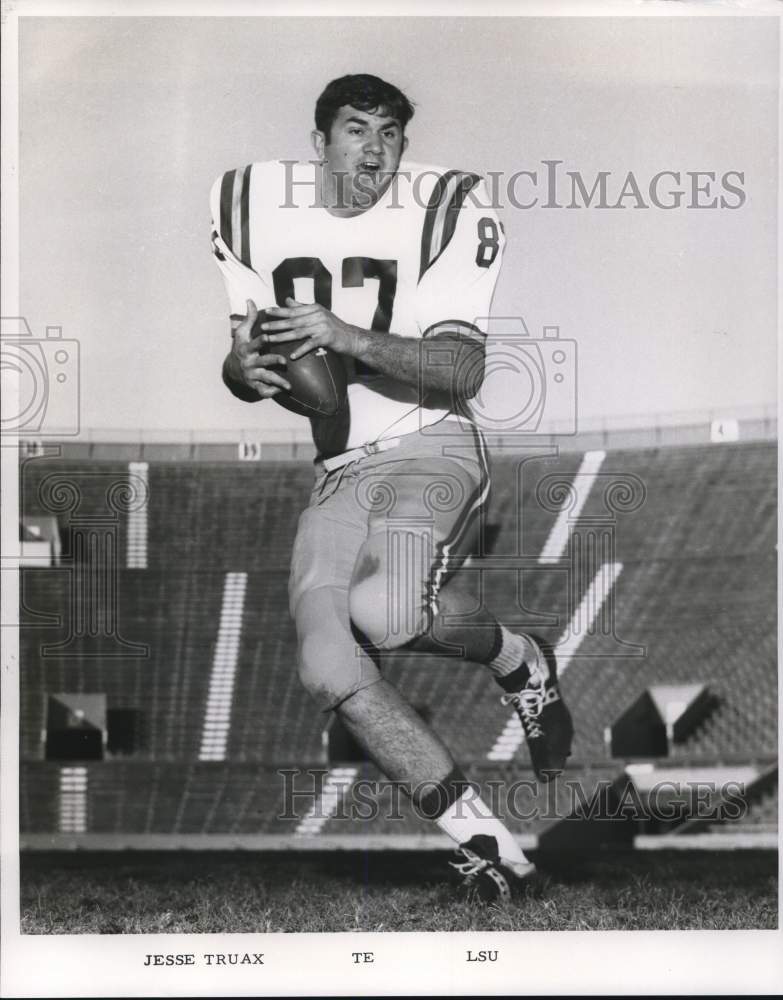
[321,437,402,472]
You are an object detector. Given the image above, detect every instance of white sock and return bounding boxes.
[487,627,536,680]
[435,788,530,866]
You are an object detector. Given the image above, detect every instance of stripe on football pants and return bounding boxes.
[426,424,491,619]
[419,171,482,281]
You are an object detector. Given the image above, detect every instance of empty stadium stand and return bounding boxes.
[17,439,778,847]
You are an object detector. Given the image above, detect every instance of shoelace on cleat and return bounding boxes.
[501,681,546,739]
[449,847,492,881]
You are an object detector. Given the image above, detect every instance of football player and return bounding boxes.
[211,74,573,901]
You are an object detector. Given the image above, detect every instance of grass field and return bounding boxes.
[20,848,777,933]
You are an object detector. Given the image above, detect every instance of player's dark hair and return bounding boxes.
[315,74,415,140]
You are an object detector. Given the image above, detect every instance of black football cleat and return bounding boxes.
[449,834,536,904]
[500,634,574,781]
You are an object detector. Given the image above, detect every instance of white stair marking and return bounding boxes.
[538,450,605,564]
[487,561,624,761]
[127,461,149,568]
[553,561,623,673]
[59,766,88,833]
[294,767,358,836]
[198,572,247,761]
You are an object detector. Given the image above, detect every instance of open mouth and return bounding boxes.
[357,161,382,174]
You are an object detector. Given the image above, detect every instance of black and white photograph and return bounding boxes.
[1,1,780,996]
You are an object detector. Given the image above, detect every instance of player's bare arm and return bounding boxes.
[263,296,485,403]
[222,298,292,400]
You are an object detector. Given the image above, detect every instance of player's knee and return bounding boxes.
[295,592,383,710]
[349,577,425,650]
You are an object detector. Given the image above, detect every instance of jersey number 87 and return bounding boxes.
[273,256,397,376]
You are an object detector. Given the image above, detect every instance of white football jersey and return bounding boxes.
[210,159,505,451]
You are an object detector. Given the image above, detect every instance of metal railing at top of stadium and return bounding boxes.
[13,405,778,461]
[21,754,778,772]
[20,402,779,441]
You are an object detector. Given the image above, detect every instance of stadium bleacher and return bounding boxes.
[18,440,778,845]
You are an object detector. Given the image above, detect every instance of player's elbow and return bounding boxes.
[455,342,486,401]
[446,340,485,406]
[422,334,485,407]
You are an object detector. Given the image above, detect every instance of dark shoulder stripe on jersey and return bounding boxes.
[422,319,486,341]
[239,163,252,267]
[419,170,482,282]
[218,165,254,267]
[219,169,236,250]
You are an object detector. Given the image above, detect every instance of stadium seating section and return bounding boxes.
[18,441,777,841]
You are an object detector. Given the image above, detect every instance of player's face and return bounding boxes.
[312,105,408,213]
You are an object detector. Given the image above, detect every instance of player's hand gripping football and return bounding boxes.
[230,299,292,398]
[261,297,360,360]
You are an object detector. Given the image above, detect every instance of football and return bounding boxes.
[254,310,348,418]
